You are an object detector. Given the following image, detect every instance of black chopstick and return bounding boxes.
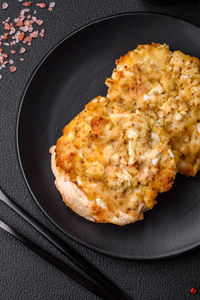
[0,188,131,300]
[0,219,115,300]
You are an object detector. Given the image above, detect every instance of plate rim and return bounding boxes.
[16,11,200,260]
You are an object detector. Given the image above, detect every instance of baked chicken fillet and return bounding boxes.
[106,43,200,176]
[50,96,178,225]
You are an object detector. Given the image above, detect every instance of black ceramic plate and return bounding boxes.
[17,13,200,259]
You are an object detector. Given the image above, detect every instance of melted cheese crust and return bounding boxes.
[106,43,200,176]
[54,96,177,224]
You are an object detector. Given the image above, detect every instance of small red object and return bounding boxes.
[36,20,43,26]
[10,66,16,73]
[4,23,11,30]
[23,2,32,7]
[36,3,46,8]
[3,33,8,40]
[27,35,32,43]
[191,288,197,295]
[19,32,25,41]
[17,20,24,27]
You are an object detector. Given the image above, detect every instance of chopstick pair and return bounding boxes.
[0,188,131,300]
[0,220,114,300]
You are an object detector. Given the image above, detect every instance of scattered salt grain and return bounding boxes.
[28,27,33,33]
[48,2,55,11]
[10,66,16,72]
[2,3,8,10]
[36,20,43,26]
[21,8,30,14]
[20,26,29,32]
[49,2,55,8]
[19,47,26,53]
[30,31,38,38]
[9,27,16,34]
[23,2,32,7]
[36,3,47,8]
[0,1,56,77]
[39,31,44,38]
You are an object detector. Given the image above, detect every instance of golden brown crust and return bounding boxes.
[106,43,200,176]
[51,96,178,225]
[50,43,200,224]
[50,146,146,225]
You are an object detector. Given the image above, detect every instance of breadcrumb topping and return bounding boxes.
[106,43,200,176]
[55,96,177,223]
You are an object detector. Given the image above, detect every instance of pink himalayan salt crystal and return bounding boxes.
[20,26,29,32]
[0,0,56,76]
[30,31,38,38]
[36,3,46,8]
[2,3,8,10]
[10,66,16,73]
[49,2,55,8]
[20,47,26,53]
[9,27,16,34]
[36,20,43,26]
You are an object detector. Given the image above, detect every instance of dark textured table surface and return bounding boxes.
[1,1,200,299]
